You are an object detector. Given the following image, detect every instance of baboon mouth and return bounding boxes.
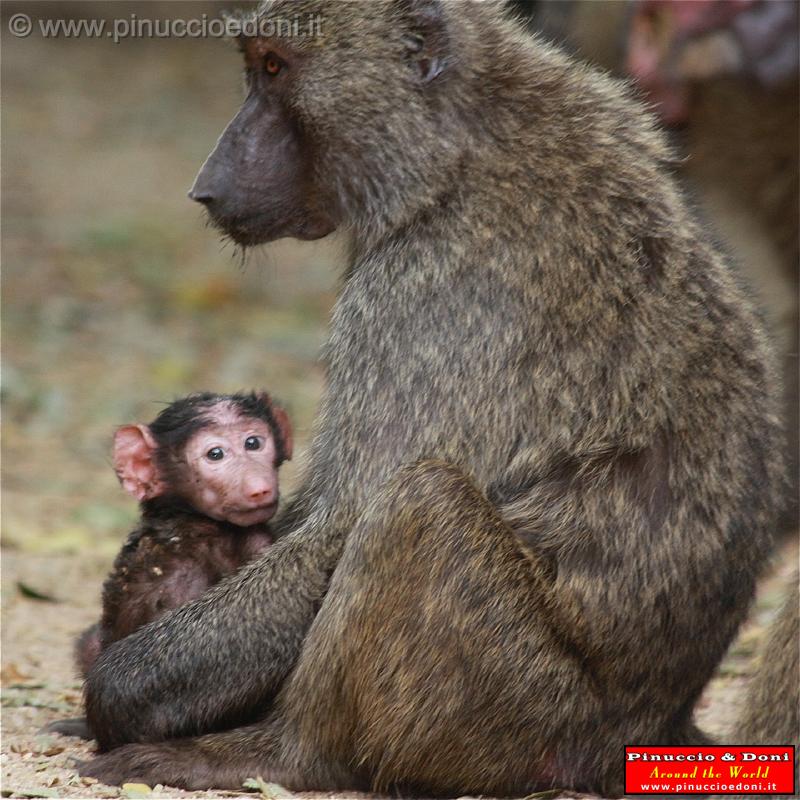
[227,501,278,525]
[209,210,335,246]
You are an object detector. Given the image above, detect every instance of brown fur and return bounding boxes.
[79,2,782,796]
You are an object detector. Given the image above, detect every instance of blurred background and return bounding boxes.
[0,1,797,795]
[2,1,344,562]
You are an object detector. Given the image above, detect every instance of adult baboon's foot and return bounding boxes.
[78,739,284,791]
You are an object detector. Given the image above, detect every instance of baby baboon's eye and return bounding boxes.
[244,436,263,451]
[206,447,225,462]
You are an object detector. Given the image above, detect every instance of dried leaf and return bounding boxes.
[242,777,294,798]
[1,663,32,686]
[122,783,152,798]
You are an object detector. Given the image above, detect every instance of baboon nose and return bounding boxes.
[188,187,215,206]
[247,483,273,503]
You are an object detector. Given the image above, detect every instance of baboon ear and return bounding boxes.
[271,406,294,462]
[256,392,294,462]
[113,425,166,501]
[399,0,450,84]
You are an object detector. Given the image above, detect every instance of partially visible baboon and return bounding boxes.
[727,572,800,800]
[46,391,292,740]
[79,1,782,795]
[737,573,799,748]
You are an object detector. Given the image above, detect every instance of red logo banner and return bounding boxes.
[625,745,795,795]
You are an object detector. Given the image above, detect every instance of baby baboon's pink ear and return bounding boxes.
[112,425,166,501]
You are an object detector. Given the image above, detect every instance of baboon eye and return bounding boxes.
[244,436,263,451]
[264,53,285,76]
[206,447,225,462]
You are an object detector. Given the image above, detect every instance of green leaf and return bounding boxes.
[1,691,70,711]
[16,582,59,603]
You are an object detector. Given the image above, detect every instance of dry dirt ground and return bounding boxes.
[2,539,796,800]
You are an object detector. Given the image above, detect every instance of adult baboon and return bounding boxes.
[80,1,783,795]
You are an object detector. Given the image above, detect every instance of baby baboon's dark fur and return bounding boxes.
[45,392,290,740]
[80,1,784,796]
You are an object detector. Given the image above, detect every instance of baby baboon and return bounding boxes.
[80,1,783,796]
[46,392,291,739]
[90,391,290,664]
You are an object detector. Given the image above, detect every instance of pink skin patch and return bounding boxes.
[182,409,280,527]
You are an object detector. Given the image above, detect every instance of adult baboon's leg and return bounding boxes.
[272,460,601,796]
[82,460,600,795]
